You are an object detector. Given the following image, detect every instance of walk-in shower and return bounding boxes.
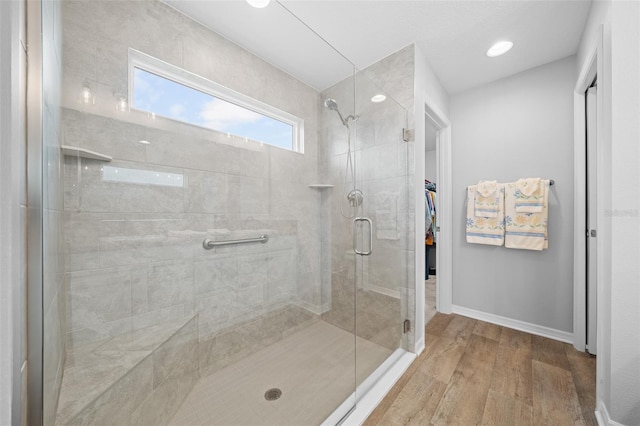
[36,1,413,425]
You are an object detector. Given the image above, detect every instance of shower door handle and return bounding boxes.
[353,217,373,256]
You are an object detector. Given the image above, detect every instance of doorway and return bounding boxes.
[424,118,438,324]
[573,28,605,364]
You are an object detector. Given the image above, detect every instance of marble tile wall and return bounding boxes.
[42,1,66,425]
[61,0,325,358]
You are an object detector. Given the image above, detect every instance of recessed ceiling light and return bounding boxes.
[138,140,151,145]
[247,0,270,8]
[371,94,386,103]
[487,41,514,58]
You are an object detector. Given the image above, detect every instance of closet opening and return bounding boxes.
[424,117,438,324]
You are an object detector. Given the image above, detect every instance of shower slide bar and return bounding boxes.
[202,234,269,250]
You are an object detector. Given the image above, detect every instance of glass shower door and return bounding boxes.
[353,72,410,394]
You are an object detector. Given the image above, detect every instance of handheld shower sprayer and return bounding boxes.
[324,98,358,127]
[323,98,362,218]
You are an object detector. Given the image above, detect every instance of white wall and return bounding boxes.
[577,1,640,424]
[608,1,640,423]
[450,56,576,334]
[425,150,436,183]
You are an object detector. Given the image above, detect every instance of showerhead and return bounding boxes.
[324,98,339,112]
[324,98,358,126]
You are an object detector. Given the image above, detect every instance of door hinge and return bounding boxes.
[402,128,414,142]
[587,229,597,238]
[403,319,411,334]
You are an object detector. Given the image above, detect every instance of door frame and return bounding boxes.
[415,97,452,354]
[427,106,452,316]
[573,26,603,352]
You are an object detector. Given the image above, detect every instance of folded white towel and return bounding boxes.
[466,185,505,246]
[474,180,500,217]
[505,181,549,251]
[514,178,546,213]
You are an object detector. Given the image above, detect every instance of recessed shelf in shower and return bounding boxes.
[61,145,112,162]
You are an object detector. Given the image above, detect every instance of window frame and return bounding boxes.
[127,48,304,153]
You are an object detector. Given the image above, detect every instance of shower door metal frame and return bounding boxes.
[26,0,45,424]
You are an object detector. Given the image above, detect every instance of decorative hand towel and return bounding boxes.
[514,178,547,212]
[466,185,505,246]
[474,180,500,217]
[505,182,549,250]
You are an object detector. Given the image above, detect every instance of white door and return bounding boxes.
[586,84,598,355]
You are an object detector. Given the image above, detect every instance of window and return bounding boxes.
[128,49,304,152]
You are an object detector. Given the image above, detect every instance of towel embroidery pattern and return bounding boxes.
[474,180,500,217]
[505,181,549,251]
[466,185,505,246]
[514,178,545,212]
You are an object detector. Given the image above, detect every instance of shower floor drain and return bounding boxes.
[264,388,282,401]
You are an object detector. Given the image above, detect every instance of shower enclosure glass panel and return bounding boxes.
[354,73,411,388]
[321,71,410,401]
[39,0,410,425]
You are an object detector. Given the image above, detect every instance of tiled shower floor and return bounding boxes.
[168,321,393,426]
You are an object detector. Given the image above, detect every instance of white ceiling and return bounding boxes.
[166,0,592,94]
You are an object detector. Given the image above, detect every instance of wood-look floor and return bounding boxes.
[364,313,597,426]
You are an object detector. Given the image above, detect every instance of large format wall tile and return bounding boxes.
[147,260,194,310]
[67,268,133,332]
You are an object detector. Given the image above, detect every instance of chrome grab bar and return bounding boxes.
[353,217,373,256]
[203,234,269,250]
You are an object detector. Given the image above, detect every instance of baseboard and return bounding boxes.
[414,337,425,355]
[596,399,625,426]
[451,305,573,343]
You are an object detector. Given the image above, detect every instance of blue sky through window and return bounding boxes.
[133,68,294,150]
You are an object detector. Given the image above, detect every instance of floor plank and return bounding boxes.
[365,314,596,426]
[473,321,502,341]
[429,334,498,425]
[440,314,476,345]
[499,327,532,351]
[417,336,466,384]
[481,389,533,426]
[531,334,571,370]
[377,371,448,426]
[490,345,533,406]
[424,312,454,337]
[566,347,598,426]
[532,360,586,426]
